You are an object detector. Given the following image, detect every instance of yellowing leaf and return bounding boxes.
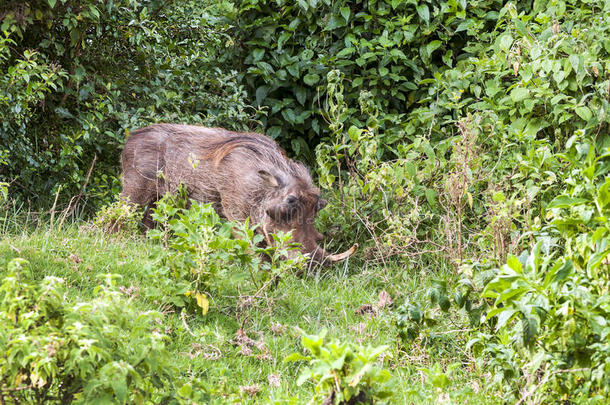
[194,292,209,315]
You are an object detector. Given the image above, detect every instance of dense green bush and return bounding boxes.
[0,0,255,208]
[144,193,305,313]
[0,258,207,404]
[285,330,395,404]
[399,133,609,402]
[236,0,515,160]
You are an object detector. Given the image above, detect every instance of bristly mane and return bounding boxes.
[203,132,311,183]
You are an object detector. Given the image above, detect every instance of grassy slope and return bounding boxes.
[0,223,500,404]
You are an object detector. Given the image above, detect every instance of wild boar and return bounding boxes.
[121,124,356,264]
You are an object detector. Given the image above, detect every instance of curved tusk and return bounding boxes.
[327,244,358,262]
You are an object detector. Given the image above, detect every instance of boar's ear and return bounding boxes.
[258,170,281,188]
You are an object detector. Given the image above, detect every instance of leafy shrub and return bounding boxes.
[0,0,255,208]
[398,134,610,402]
[146,193,305,314]
[92,196,143,235]
[0,258,206,404]
[285,330,395,404]
[315,70,443,260]
[237,0,510,158]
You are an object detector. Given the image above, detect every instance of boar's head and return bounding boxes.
[258,170,356,265]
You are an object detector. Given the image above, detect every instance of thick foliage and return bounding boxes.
[236,0,542,159]
[399,133,609,402]
[141,193,305,314]
[0,0,254,208]
[285,330,395,404]
[0,258,206,404]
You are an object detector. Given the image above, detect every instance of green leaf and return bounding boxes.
[425,188,437,207]
[522,316,538,345]
[48,0,57,8]
[510,87,530,102]
[294,87,307,105]
[506,255,522,273]
[340,7,350,22]
[255,85,269,105]
[252,48,265,62]
[426,40,442,56]
[495,309,517,330]
[348,126,362,141]
[499,34,513,51]
[547,195,588,209]
[284,353,310,362]
[574,106,593,121]
[569,54,581,73]
[416,5,429,23]
[303,73,320,86]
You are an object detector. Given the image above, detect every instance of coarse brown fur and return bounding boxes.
[121,124,332,262]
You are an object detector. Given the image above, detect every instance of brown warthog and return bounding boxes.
[121,124,356,264]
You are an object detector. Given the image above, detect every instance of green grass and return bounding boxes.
[0,221,500,404]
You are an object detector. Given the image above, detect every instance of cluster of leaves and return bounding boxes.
[398,129,610,402]
[313,0,610,260]
[285,330,395,404]
[0,0,255,208]
[143,192,305,314]
[0,258,207,404]
[92,196,142,235]
[236,0,512,159]
[472,136,610,402]
[315,69,443,260]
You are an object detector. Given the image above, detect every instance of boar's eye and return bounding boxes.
[316,198,328,211]
[285,195,298,205]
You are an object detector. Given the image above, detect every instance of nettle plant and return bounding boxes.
[0,259,206,404]
[146,192,305,315]
[285,330,395,404]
